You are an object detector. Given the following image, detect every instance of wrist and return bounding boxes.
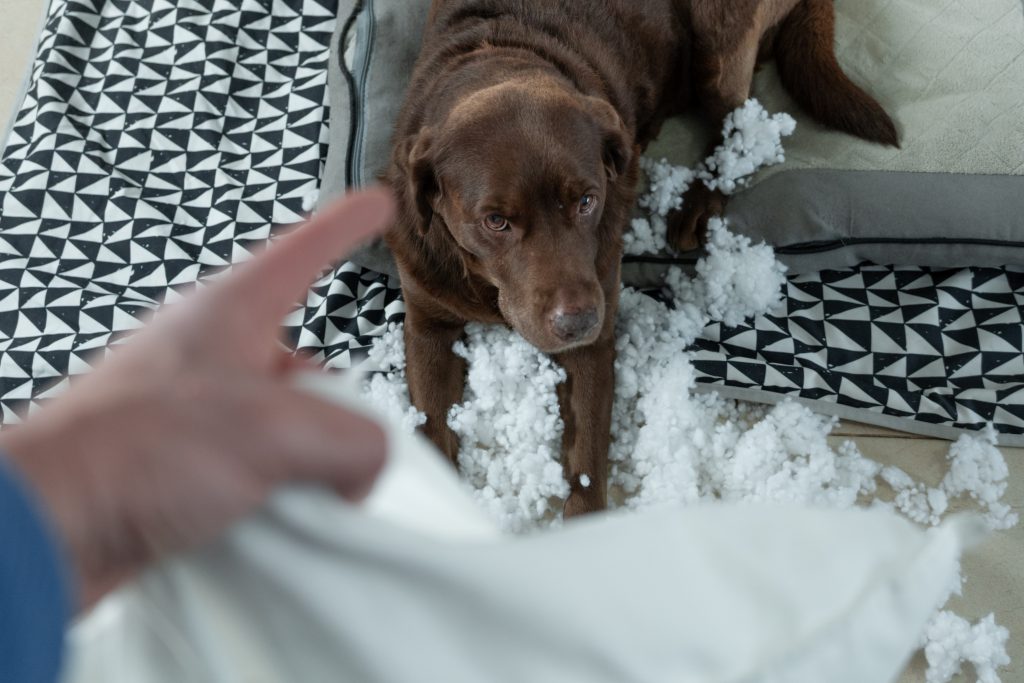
[0,454,75,679]
[0,411,124,610]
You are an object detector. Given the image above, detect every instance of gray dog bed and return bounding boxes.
[318,0,1024,445]
[1,0,1022,444]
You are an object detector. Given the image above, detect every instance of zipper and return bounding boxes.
[622,255,700,266]
[775,237,1024,256]
[347,0,375,188]
[622,236,1024,266]
[339,0,367,188]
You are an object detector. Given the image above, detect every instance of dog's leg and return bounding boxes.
[666,138,727,252]
[403,304,466,466]
[556,335,616,517]
[668,24,761,252]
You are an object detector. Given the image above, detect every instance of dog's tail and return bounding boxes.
[774,0,899,147]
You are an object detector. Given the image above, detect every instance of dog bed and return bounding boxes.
[317,0,1024,444]
[327,0,1024,280]
[326,0,1024,278]
[1,0,1023,447]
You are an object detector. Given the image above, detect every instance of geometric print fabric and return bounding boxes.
[295,264,1024,440]
[691,265,1024,438]
[1,0,1022,442]
[0,0,345,421]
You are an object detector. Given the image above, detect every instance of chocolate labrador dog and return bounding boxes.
[385,0,896,516]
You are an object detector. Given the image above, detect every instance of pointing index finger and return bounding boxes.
[221,187,396,328]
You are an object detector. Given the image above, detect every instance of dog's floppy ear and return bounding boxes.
[399,128,440,233]
[583,96,631,180]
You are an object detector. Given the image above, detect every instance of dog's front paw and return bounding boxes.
[667,183,726,252]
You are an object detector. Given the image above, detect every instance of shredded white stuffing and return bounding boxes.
[880,425,1017,532]
[942,425,1019,531]
[623,215,669,257]
[623,99,794,256]
[668,217,788,327]
[623,156,690,256]
[447,324,569,532]
[359,100,1016,681]
[363,323,426,433]
[302,190,319,213]
[698,99,796,194]
[636,156,695,217]
[882,465,948,526]
[923,612,1011,683]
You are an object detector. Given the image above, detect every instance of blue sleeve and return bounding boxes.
[0,456,73,683]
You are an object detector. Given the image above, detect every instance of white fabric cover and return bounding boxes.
[60,373,981,683]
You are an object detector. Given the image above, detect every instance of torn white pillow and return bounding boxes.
[60,374,983,683]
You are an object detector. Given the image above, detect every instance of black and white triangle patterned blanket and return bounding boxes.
[1,0,1022,443]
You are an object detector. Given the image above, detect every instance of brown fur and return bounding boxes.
[385,0,897,516]
[669,0,899,250]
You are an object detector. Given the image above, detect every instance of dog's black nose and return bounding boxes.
[550,307,599,343]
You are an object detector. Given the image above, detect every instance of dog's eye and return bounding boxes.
[483,214,510,232]
[579,194,597,215]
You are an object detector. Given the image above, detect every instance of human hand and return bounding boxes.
[0,188,395,610]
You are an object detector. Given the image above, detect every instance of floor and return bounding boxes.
[829,422,1023,681]
[0,0,41,133]
[1,1,1020,681]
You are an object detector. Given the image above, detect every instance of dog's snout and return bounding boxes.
[550,307,599,343]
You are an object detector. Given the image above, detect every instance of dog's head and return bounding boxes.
[397,73,632,354]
